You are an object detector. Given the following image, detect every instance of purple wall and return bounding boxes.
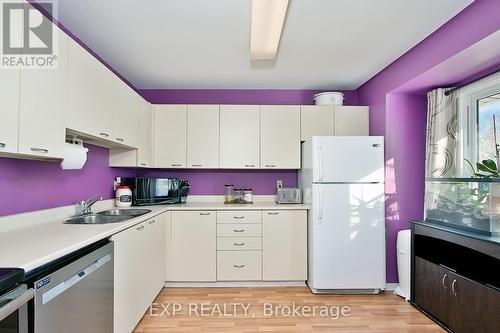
[139,89,358,106]
[138,169,297,195]
[0,145,135,217]
[358,0,500,282]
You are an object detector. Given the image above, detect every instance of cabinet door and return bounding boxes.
[414,257,449,325]
[261,105,300,169]
[145,214,166,302]
[334,106,369,136]
[220,105,260,169]
[153,105,187,168]
[187,105,219,168]
[111,76,139,147]
[18,27,68,159]
[112,222,147,333]
[448,272,500,333]
[67,38,113,139]
[263,210,307,280]
[137,99,152,167]
[0,68,20,154]
[300,105,334,142]
[171,211,216,281]
[165,211,172,281]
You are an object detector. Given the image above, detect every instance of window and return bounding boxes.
[477,93,500,162]
[456,72,500,176]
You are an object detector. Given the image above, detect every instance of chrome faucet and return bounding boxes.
[74,195,103,217]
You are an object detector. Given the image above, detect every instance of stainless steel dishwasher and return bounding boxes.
[33,242,113,333]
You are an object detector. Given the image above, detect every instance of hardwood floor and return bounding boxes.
[133,287,444,332]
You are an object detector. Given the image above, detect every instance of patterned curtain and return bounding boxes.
[425,88,458,178]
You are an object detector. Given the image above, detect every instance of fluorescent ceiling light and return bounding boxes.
[250,0,289,60]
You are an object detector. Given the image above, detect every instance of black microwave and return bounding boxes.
[121,177,188,206]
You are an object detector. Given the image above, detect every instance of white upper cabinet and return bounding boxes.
[261,105,301,169]
[0,67,20,155]
[137,98,152,167]
[334,106,369,136]
[300,105,335,142]
[219,105,260,169]
[187,105,219,168]
[18,27,68,159]
[111,76,139,147]
[153,105,187,168]
[67,37,113,139]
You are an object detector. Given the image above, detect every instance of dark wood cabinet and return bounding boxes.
[411,221,500,333]
[448,272,500,333]
[414,257,449,324]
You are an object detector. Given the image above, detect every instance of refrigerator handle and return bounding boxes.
[317,144,323,182]
[317,186,323,225]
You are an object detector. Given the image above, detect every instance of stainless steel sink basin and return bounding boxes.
[97,209,152,217]
[64,214,130,224]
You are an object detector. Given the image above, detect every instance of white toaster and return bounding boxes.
[276,188,302,204]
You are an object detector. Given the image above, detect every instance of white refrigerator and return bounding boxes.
[299,136,385,293]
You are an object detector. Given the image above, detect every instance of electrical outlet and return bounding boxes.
[277,180,283,189]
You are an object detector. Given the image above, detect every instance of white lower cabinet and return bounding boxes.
[263,210,307,281]
[170,211,216,281]
[112,213,166,333]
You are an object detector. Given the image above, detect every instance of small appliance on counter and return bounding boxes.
[120,177,186,205]
[276,188,302,204]
[179,179,190,203]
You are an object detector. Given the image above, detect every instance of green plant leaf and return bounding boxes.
[482,159,498,172]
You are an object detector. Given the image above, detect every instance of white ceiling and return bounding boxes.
[56,0,474,90]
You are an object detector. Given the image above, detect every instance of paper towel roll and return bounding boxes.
[60,142,89,170]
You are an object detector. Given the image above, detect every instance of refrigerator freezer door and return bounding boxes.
[312,136,384,183]
[309,183,385,290]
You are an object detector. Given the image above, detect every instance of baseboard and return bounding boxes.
[385,283,398,291]
[164,281,306,288]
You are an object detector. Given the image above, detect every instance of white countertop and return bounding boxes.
[0,200,309,273]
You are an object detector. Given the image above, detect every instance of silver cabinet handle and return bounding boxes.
[30,147,48,153]
[148,219,156,225]
[233,264,245,268]
[0,143,5,148]
[233,242,245,246]
[99,132,109,137]
[140,163,147,166]
[136,225,145,231]
[452,279,458,296]
[267,212,279,215]
[233,216,245,219]
[191,164,202,167]
[244,164,255,167]
[0,288,34,322]
[116,138,124,142]
[171,164,182,167]
[265,164,276,167]
[200,212,211,216]
[442,274,448,290]
[233,229,245,232]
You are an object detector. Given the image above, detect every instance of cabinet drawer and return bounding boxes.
[217,224,261,237]
[217,237,262,251]
[217,251,262,281]
[217,211,261,224]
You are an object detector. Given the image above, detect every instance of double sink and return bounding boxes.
[64,209,152,224]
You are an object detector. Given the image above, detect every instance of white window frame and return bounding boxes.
[456,72,500,176]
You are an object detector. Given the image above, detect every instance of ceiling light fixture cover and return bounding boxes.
[250,0,289,60]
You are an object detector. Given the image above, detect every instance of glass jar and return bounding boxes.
[243,188,253,204]
[224,184,234,204]
[234,188,244,204]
